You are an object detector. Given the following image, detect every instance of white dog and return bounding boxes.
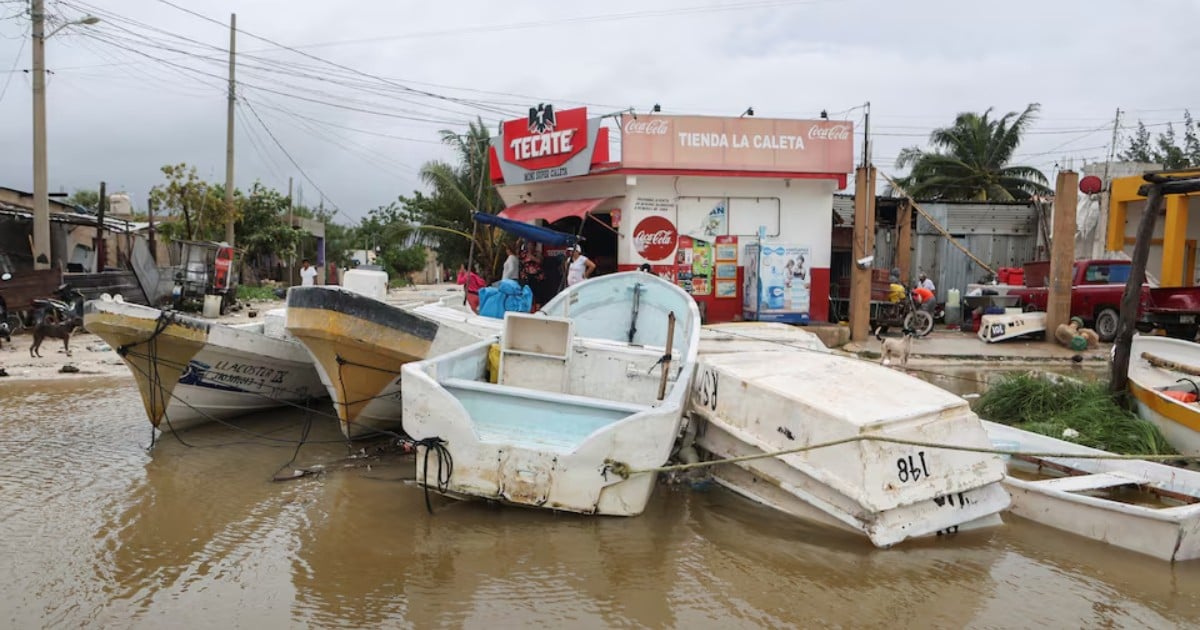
[875,326,914,369]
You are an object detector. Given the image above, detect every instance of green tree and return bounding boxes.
[236,182,301,273]
[67,189,100,211]
[893,103,1052,201]
[148,163,230,241]
[1121,111,1200,169]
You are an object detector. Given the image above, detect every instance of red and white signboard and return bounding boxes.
[632,215,678,261]
[502,105,589,171]
[620,114,854,174]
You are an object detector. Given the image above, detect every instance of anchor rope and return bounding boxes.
[603,433,1199,480]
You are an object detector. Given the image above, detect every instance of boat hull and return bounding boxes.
[84,299,325,432]
[1129,335,1200,455]
[985,421,1200,562]
[285,286,483,439]
[690,351,1009,547]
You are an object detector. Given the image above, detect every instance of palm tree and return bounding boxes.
[892,104,1052,201]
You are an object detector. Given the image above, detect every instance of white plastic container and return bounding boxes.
[202,294,222,318]
[342,268,389,301]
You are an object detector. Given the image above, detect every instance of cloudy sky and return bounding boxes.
[0,0,1195,224]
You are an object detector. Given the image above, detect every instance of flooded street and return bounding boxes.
[4,375,1200,628]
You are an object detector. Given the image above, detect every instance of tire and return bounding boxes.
[5,313,22,335]
[904,310,935,337]
[1094,308,1120,342]
[1022,302,1041,313]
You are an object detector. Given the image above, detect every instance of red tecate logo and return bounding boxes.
[632,215,678,261]
[502,106,589,171]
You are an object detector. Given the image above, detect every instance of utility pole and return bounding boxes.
[224,13,237,246]
[96,181,106,272]
[287,176,293,282]
[31,0,50,269]
[1046,170,1079,343]
[1096,107,1122,258]
[148,196,157,263]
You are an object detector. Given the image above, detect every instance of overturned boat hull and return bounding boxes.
[84,298,325,433]
[285,286,484,439]
[690,351,1009,547]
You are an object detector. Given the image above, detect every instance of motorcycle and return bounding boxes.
[0,272,12,342]
[31,283,85,326]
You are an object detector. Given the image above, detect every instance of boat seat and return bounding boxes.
[1030,472,1140,493]
[441,378,651,415]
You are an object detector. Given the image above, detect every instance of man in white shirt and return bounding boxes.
[300,259,318,286]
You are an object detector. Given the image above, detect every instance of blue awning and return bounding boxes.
[473,212,578,246]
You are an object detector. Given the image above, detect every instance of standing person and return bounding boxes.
[299,259,318,286]
[917,272,936,313]
[502,243,520,282]
[457,264,485,312]
[565,245,595,287]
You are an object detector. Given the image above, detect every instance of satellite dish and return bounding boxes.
[1079,175,1103,195]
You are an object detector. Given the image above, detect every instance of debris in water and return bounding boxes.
[59,364,80,374]
[88,342,112,352]
[0,368,8,377]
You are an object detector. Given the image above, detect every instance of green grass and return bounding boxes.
[974,372,1176,455]
[236,285,280,301]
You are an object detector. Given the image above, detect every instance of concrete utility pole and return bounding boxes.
[30,4,99,270]
[95,181,106,272]
[224,13,237,246]
[1046,170,1079,342]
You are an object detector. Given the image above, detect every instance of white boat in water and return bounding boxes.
[984,420,1200,562]
[402,272,702,516]
[84,295,326,433]
[1128,335,1200,455]
[285,283,491,439]
[688,350,1010,547]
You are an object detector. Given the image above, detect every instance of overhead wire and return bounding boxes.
[0,21,26,103]
[240,97,339,211]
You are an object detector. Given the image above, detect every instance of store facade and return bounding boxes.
[489,106,853,323]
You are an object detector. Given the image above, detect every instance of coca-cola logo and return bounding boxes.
[808,124,851,141]
[632,215,677,261]
[624,118,670,136]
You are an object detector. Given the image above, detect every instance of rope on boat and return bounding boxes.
[603,434,1200,480]
[417,437,453,514]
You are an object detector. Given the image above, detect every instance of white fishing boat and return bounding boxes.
[402,272,702,516]
[984,420,1200,562]
[687,351,1010,548]
[1128,335,1200,455]
[978,311,1047,343]
[84,295,326,433]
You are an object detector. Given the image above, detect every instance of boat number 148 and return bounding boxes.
[897,451,931,483]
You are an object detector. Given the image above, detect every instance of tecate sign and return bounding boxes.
[502,104,589,171]
[632,215,678,261]
[619,114,854,174]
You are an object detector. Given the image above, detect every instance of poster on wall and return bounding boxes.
[676,236,694,293]
[713,235,737,300]
[742,241,811,323]
[679,198,728,241]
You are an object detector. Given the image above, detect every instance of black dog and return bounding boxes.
[30,316,83,358]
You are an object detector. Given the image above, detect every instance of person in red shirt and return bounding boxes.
[456,264,486,313]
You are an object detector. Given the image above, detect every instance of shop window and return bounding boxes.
[729,198,780,237]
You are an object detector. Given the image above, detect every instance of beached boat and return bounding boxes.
[285,285,489,439]
[978,311,1046,343]
[84,295,326,433]
[402,272,702,516]
[687,351,1010,548]
[984,420,1200,562]
[1129,335,1200,455]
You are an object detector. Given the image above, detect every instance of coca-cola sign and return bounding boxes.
[623,118,670,136]
[632,215,678,261]
[620,114,854,175]
[808,124,851,141]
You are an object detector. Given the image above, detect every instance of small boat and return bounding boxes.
[285,284,490,439]
[699,321,829,355]
[688,350,1010,547]
[84,295,326,433]
[1129,335,1200,455]
[983,420,1200,562]
[978,311,1046,343]
[402,272,702,516]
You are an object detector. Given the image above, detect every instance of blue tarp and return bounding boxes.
[472,212,578,246]
[477,279,533,319]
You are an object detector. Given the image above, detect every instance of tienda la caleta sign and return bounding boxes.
[620,114,854,174]
[490,104,608,184]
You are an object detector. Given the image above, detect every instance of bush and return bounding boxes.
[236,285,279,301]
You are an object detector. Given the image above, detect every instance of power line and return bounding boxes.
[0,22,26,103]
[240,97,338,211]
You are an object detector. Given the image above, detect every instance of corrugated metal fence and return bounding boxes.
[913,202,1039,298]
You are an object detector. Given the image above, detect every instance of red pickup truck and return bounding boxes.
[1006,259,1200,342]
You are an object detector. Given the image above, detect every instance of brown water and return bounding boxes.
[4,376,1200,628]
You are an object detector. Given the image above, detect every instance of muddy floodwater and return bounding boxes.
[4,374,1200,628]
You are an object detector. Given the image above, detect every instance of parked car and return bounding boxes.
[1008,259,1200,341]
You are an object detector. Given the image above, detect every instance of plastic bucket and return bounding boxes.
[202,294,222,318]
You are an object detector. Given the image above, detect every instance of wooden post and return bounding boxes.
[850,166,876,342]
[95,181,106,272]
[1046,170,1078,343]
[896,199,912,284]
[1111,183,1164,395]
[147,196,157,263]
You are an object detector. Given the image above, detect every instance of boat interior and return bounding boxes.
[1007,455,1200,509]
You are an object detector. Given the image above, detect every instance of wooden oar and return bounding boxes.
[1141,351,1200,377]
[657,311,676,401]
